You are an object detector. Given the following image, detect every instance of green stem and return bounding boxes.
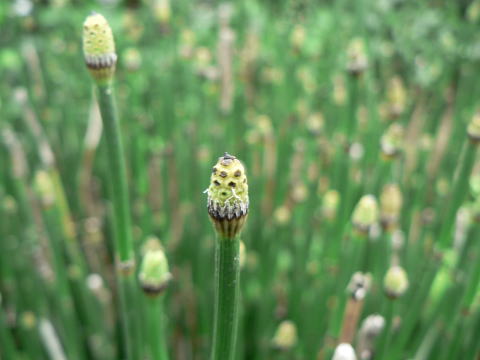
[0,306,19,359]
[413,323,441,360]
[148,297,168,360]
[464,310,480,358]
[211,236,240,360]
[96,83,140,359]
[389,263,437,359]
[96,84,134,262]
[331,230,365,339]
[345,76,359,138]
[9,181,48,360]
[461,227,480,311]
[377,300,395,360]
[42,208,85,360]
[438,140,477,249]
[331,75,360,263]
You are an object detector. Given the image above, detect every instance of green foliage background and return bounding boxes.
[1,0,480,359]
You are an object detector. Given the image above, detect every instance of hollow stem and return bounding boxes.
[211,235,240,360]
[96,82,140,359]
[438,140,477,249]
[96,84,134,263]
[377,300,395,360]
[148,297,168,360]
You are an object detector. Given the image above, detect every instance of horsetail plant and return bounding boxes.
[379,183,403,232]
[437,111,480,249]
[83,12,140,358]
[377,265,409,360]
[339,272,371,343]
[352,194,379,271]
[331,195,378,340]
[4,3,480,360]
[351,195,379,236]
[206,152,249,360]
[139,244,172,360]
[383,265,409,299]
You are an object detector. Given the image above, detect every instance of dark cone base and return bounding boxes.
[140,276,172,297]
[209,213,248,238]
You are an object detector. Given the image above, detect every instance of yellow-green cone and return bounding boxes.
[386,76,407,118]
[272,320,298,351]
[352,195,379,234]
[384,265,409,299]
[206,153,249,238]
[138,248,172,297]
[380,183,403,230]
[346,38,368,76]
[82,12,117,84]
[381,123,404,158]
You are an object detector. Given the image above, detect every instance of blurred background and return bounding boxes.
[1,0,480,359]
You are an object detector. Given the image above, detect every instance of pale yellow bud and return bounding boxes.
[346,38,368,76]
[272,320,298,350]
[384,265,409,299]
[290,25,306,49]
[387,76,407,118]
[83,13,117,83]
[33,170,56,207]
[322,190,340,221]
[380,184,403,229]
[381,123,404,158]
[352,195,379,234]
[154,0,171,24]
[139,248,172,297]
[274,205,291,225]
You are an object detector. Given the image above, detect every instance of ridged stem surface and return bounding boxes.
[438,140,477,248]
[96,83,140,360]
[148,297,168,360]
[97,84,134,262]
[211,235,240,360]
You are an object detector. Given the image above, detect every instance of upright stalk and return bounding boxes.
[438,112,480,249]
[377,300,394,360]
[148,298,168,360]
[438,140,477,248]
[139,244,171,360]
[83,13,140,359]
[206,153,249,360]
[96,84,134,262]
[96,81,140,360]
[211,236,240,360]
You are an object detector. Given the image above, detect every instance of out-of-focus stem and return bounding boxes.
[377,300,394,360]
[438,140,477,249]
[0,302,19,359]
[39,319,68,360]
[339,297,364,344]
[148,298,168,360]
